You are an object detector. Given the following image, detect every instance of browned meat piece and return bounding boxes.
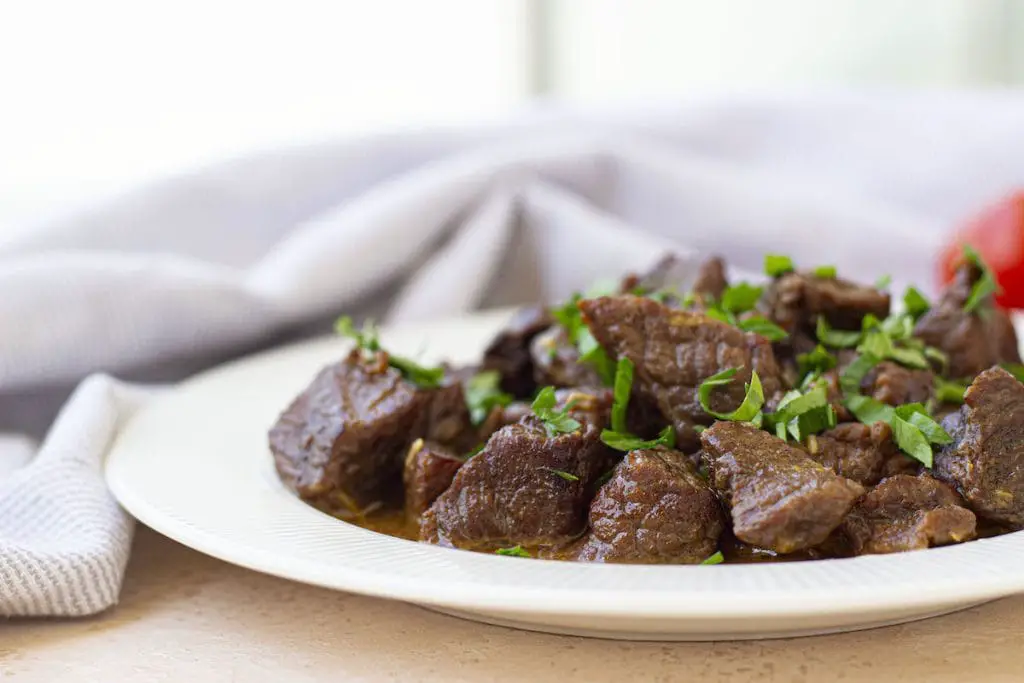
[572,448,724,563]
[701,421,864,554]
[842,475,977,554]
[913,264,1021,379]
[421,390,617,550]
[529,325,603,388]
[482,305,552,398]
[269,350,473,512]
[934,366,1024,527]
[861,361,934,406]
[476,400,531,437]
[806,422,916,486]
[759,271,890,335]
[403,440,463,523]
[579,296,784,451]
[690,256,729,303]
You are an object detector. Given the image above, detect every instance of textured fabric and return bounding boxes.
[2,92,1023,616]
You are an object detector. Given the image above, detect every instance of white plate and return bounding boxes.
[106,309,1024,641]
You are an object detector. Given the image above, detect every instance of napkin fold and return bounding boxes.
[3,92,1024,616]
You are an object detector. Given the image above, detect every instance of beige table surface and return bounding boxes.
[2,525,1022,682]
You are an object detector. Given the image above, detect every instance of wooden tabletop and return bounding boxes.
[2,525,1022,682]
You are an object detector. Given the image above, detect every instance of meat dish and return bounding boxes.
[269,249,1024,563]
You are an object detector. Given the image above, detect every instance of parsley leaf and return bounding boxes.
[495,546,531,558]
[335,316,444,388]
[551,294,584,343]
[890,415,935,468]
[962,245,1002,313]
[601,425,676,452]
[720,283,763,314]
[814,265,837,279]
[844,396,950,468]
[1002,363,1024,383]
[698,368,765,422]
[464,371,513,425]
[541,467,580,482]
[764,254,795,277]
[934,377,968,404]
[609,357,633,433]
[701,551,725,565]
[531,386,582,437]
[797,345,837,378]
[903,286,931,319]
[816,316,861,348]
[577,327,616,386]
[840,353,879,395]
[764,385,836,441]
[737,315,788,341]
[895,404,953,446]
[875,274,892,290]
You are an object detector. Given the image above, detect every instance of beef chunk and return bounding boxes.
[403,440,464,522]
[421,391,616,550]
[934,366,1024,527]
[529,325,603,388]
[572,448,725,563]
[482,305,552,398]
[759,271,890,335]
[842,475,976,554]
[690,256,729,303]
[579,296,784,451]
[807,422,917,486]
[270,350,473,511]
[861,361,934,406]
[701,421,864,553]
[913,264,1021,379]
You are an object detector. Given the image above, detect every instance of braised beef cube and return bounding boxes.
[913,264,1021,379]
[572,448,724,564]
[861,361,934,406]
[421,394,616,550]
[529,326,603,388]
[690,256,729,303]
[403,440,464,523]
[807,422,916,486]
[934,366,1024,527]
[482,305,552,398]
[423,380,478,454]
[842,475,976,554]
[701,421,864,553]
[269,350,427,511]
[759,271,890,336]
[579,296,784,451]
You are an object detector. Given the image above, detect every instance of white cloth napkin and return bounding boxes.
[2,91,1024,616]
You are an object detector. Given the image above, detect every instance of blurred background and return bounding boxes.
[3,0,1024,242]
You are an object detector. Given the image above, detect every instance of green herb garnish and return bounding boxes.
[335,316,444,388]
[495,546,531,558]
[701,551,725,565]
[903,286,931,319]
[934,378,968,404]
[814,265,837,279]
[601,426,676,452]
[797,345,837,378]
[815,316,861,348]
[840,353,879,395]
[720,283,763,315]
[1001,363,1024,383]
[600,358,677,451]
[464,371,513,425]
[962,245,1001,313]
[531,386,582,437]
[577,327,616,386]
[764,254,795,277]
[698,368,765,422]
[844,397,950,468]
[542,467,580,482]
[737,315,788,341]
[551,294,584,343]
[875,274,892,289]
[764,385,836,441]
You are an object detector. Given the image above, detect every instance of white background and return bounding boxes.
[2,0,1024,239]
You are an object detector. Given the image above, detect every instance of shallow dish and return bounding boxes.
[106,309,1024,640]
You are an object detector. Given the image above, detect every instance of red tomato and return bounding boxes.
[940,191,1024,309]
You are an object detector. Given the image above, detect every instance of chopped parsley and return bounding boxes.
[736,316,788,342]
[813,265,837,279]
[844,397,951,468]
[796,345,837,378]
[600,357,677,451]
[962,245,1001,313]
[464,371,513,425]
[698,368,765,423]
[531,386,581,437]
[550,293,615,386]
[701,551,725,565]
[764,385,837,442]
[551,294,585,343]
[764,254,795,277]
[934,377,968,404]
[840,352,879,395]
[815,317,861,348]
[1002,363,1024,383]
[903,286,931,319]
[704,283,787,341]
[720,283,763,315]
[541,467,580,482]
[577,328,616,385]
[495,546,531,558]
[335,316,444,388]
[875,274,892,290]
